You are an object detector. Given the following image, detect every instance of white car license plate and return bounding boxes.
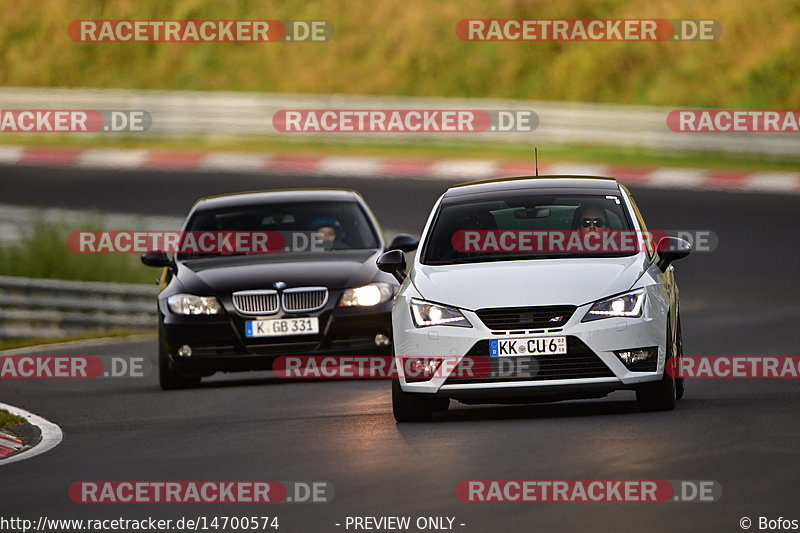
[490,336,567,357]
[245,317,319,338]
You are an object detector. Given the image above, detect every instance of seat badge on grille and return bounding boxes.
[273,281,287,290]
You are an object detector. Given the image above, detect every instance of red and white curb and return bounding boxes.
[0,431,23,456]
[0,402,62,465]
[1,145,799,194]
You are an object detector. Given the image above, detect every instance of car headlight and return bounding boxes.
[167,294,223,315]
[410,299,472,328]
[339,282,393,307]
[582,289,645,322]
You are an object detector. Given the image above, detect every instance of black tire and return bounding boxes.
[636,321,677,411]
[432,397,451,412]
[159,344,201,390]
[392,378,436,422]
[675,315,685,400]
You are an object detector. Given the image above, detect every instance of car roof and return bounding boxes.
[444,175,621,199]
[192,189,364,211]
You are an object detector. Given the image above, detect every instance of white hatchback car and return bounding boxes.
[378,176,691,421]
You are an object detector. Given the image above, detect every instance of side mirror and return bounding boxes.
[141,251,172,268]
[655,237,691,271]
[377,250,407,283]
[387,234,419,253]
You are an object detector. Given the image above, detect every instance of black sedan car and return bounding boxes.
[142,189,417,389]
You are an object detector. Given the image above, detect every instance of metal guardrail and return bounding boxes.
[0,202,411,339]
[0,87,797,157]
[0,202,184,243]
[0,275,157,339]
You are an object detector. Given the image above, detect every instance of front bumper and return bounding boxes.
[160,300,393,373]
[392,291,667,398]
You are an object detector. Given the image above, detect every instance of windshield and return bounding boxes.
[179,200,380,259]
[421,193,636,265]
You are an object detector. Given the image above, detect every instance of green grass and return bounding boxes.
[1,0,799,108]
[0,218,157,284]
[0,410,27,430]
[2,134,800,172]
[0,219,157,346]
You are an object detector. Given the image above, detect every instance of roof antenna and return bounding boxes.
[534,147,539,176]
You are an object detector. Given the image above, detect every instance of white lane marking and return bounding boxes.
[645,168,707,189]
[0,402,63,466]
[2,145,800,194]
[0,146,24,164]
[199,152,271,172]
[543,163,609,176]
[742,172,800,192]
[77,149,149,169]
[318,156,383,176]
[428,160,498,180]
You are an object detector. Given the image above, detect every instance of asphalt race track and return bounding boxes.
[1,164,799,532]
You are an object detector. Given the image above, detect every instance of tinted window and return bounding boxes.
[182,200,379,258]
[421,193,635,264]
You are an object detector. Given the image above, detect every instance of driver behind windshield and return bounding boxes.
[311,218,347,250]
[572,203,610,235]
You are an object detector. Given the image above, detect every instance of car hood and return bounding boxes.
[411,255,649,309]
[175,250,388,294]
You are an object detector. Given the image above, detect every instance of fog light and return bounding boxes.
[374,334,391,346]
[616,347,656,365]
[403,357,443,383]
[177,345,192,358]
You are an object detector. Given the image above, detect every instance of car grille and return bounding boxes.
[475,305,576,330]
[232,290,280,315]
[443,338,614,385]
[282,287,328,313]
